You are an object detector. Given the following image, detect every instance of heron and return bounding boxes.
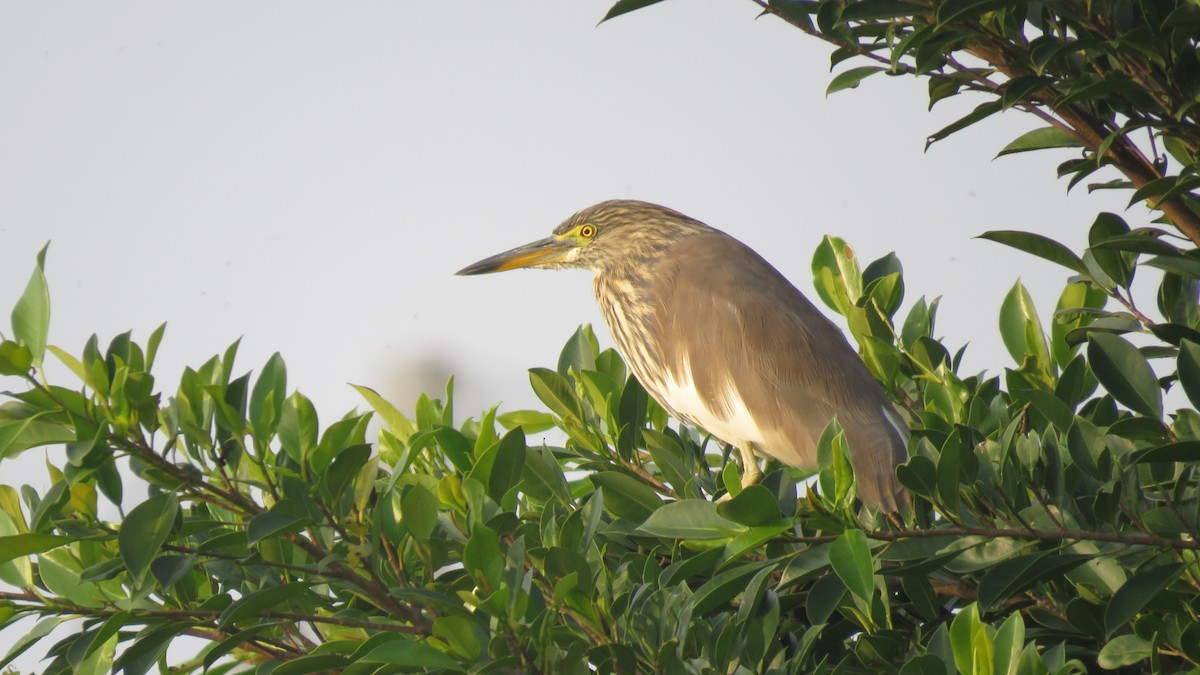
[457,200,908,511]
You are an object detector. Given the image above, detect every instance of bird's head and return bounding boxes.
[456,199,710,276]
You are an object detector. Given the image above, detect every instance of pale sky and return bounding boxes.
[0,1,1148,669]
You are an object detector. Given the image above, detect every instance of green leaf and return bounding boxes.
[522,445,572,503]
[976,552,1090,612]
[112,621,189,675]
[149,554,195,590]
[557,325,597,377]
[0,340,32,376]
[589,471,662,522]
[271,654,351,674]
[992,612,1024,675]
[247,510,305,545]
[1087,212,1133,288]
[1177,340,1200,408]
[1087,333,1162,418]
[202,624,280,673]
[827,66,885,95]
[1013,388,1073,431]
[249,352,287,439]
[1144,253,1200,278]
[926,101,1001,149]
[806,573,847,625]
[976,231,1088,276]
[529,367,583,421]
[600,0,667,22]
[10,243,50,366]
[949,603,982,675]
[1130,441,1200,463]
[351,383,417,441]
[0,616,61,670]
[1052,281,1108,368]
[118,493,179,583]
[896,455,938,498]
[1096,634,1152,669]
[463,524,503,589]
[0,533,74,565]
[488,428,527,502]
[496,409,557,434]
[278,391,318,465]
[0,412,74,461]
[996,127,1082,157]
[812,236,863,315]
[400,484,439,539]
[829,529,874,603]
[362,634,460,667]
[1104,563,1183,636]
[638,499,742,539]
[217,582,312,628]
[715,485,783,527]
[999,280,1051,375]
[684,561,772,615]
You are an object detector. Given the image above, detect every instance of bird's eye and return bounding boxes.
[579,224,596,239]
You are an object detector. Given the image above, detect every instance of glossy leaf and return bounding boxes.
[1096,635,1152,669]
[812,235,863,315]
[996,127,1082,157]
[827,66,885,95]
[1104,564,1183,636]
[0,533,73,565]
[829,529,874,603]
[1178,339,1200,408]
[999,280,1051,375]
[249,352,287,439]
[1087,333,1162,418]
[977,230,1088,276]
[118,494,179,583]
[638,499,741,539]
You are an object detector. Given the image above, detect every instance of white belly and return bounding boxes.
[659,359,768,450]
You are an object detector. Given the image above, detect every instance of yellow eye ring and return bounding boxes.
[579,224,596,239]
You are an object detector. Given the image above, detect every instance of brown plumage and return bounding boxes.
[458,199,909,511]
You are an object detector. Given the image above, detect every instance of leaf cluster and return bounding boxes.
[1,227,1199,673]
[607,0,1200,246]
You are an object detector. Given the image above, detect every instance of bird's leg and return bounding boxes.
[738,445,763,489]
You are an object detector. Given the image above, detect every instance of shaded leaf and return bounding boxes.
[218,582,312,628]
[601,0,667,22]
[118,494,179,583]
[827,66,885,95]
[1104,564,1183,636]
[638,499,741,539]
[829,529,874,603]
[996,127,1082,156]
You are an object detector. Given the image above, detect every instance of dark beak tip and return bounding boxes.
[455,261,497,276]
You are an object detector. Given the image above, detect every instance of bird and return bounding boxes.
[456,199,908,511]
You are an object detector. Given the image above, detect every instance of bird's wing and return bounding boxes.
[651,231,907,509]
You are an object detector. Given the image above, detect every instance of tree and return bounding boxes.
[2,0,1200,672]
[606,0,1200,246]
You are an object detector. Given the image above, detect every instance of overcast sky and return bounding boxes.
[0,1,1152,669]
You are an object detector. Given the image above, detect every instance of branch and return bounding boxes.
[789,525,1199,550]
[0,591,424,635]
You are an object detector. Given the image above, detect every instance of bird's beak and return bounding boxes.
[456,236,573,275]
